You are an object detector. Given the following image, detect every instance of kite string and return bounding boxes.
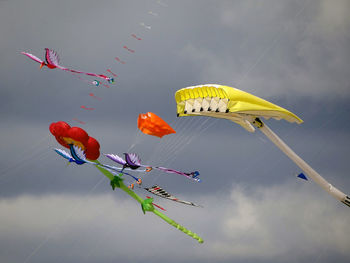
[22,5,163,262]
[0,135,51,183]
[145,117,183,159]
[22,177,105,263]
[150,119,194,161]
[160,118,217,166]
[236,0,309,86]
[156,117,211,165]
[163,117,213,159]
[151,1,311,183]
[230,0,311,182]
[145,117,192,164]
[149,118,203,165]
[161,117,204,153]
[145,118,214,188]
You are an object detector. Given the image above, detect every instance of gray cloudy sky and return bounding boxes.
[1,0,350,262]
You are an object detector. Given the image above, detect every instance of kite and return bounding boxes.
[174,84,350,208]
[50,121,203,243]
[297,173,308,181]
[53,146,142,184]
[22,48,114,83]
[70,72,103,87]
[151,167,200,182]
[123,46,135,53]
[72,118,86,125]
[50,121,100,160]
[115,57,126,64]
[156,0,168,7]
[54,146,91,165]
[140,22,151,30]
[131,34,142,40]
[145,185,202,207]
[104,152,201,182]
[89,93,101,100]
[148,11,158,16]
[137,112,176,138]
[106,69,118,77]
[95,166,203,243]
[81,105,95,110]
[92,80,100,86]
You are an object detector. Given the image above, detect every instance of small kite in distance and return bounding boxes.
[89,93,101,100]
[115,57,126,64]
[106,69,118,77]
[297,173,308,181]
[123,46,135,53]
[72,118,86,125]
[81,105,95,110]
[131,34,142,40]
[140,22,151,30]
[148,11,158,16]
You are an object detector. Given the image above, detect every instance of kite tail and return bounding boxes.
[152,209,204,243]
[93,162,204,243]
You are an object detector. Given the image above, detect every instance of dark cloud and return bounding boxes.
[1,0,350,262]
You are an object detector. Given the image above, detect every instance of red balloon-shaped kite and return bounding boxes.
[49,121,100,160]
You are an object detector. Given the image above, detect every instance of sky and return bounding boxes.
[1,0,350,262]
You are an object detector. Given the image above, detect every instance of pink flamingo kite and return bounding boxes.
[22,48,114,83]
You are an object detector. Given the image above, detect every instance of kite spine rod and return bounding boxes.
[252,118,350,208]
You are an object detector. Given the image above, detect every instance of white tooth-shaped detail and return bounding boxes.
[193,98,203,112]
[185,99,194,113]
[217,98,228,112]
[201,97,211,111]
[209,97,220,111]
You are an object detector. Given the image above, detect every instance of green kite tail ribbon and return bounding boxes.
[93,161,204,243]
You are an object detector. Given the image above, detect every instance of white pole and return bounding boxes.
[251,118,350,207]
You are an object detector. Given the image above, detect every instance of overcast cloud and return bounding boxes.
[1,0,350,262]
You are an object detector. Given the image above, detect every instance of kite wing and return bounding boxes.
[145,185,202,207]
[105,153,126,166]
[45,48,61,67]
[43,49,112,81]
[175,84,303,132]
[124,153,141,168]
[102,158,147,173]
[69,145,98,164]
[21,52,43,64]
[54,148,73,161]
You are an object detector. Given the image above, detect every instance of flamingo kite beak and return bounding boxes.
[40,62,45,69]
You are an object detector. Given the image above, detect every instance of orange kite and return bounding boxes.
[137,112,176,138]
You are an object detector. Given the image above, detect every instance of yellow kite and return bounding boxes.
[175,84,349,208]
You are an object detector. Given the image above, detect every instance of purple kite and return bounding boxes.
[104,153,201,182]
